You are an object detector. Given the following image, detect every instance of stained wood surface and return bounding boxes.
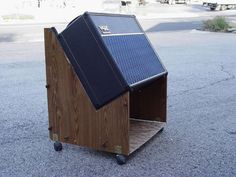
[44,28,130,155]
[44,27,167,156]
[130,76,167,122]
[129,119,165,153]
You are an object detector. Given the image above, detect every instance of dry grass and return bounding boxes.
[2,14,34,20]
[202,16,230,32]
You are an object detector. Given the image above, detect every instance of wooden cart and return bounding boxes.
[44,28,167,164]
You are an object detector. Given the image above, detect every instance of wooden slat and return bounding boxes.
[44,28,59,140]
[44,28,130,155]
[129,119,165,153]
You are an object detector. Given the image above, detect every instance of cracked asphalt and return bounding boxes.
[0,24,236,176]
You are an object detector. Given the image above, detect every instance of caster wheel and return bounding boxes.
[54,141,62,151]
[115,154,127,165]
[159,127,164,133]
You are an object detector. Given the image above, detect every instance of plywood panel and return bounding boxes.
[129,119,165,153]
[130,76,167,122]
[44,28,130,155]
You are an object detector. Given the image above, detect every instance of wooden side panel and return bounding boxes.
[130,76,167,122]
[44,28,130,155]
[45,28,58,140]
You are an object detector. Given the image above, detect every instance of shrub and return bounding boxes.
[202,16,230,32]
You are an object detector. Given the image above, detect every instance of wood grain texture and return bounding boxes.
[129,119,165,153]
[44,28,167,156]
[44,28,130,155]
[130,76,167,122]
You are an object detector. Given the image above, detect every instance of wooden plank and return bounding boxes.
[130,76,167,122]
[44,28,59,140]
[44,28,130,155]
[129,119,165,154]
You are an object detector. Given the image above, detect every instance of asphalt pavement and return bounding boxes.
[0,20,236,176]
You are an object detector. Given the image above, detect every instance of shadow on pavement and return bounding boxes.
[146,21,202,32]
